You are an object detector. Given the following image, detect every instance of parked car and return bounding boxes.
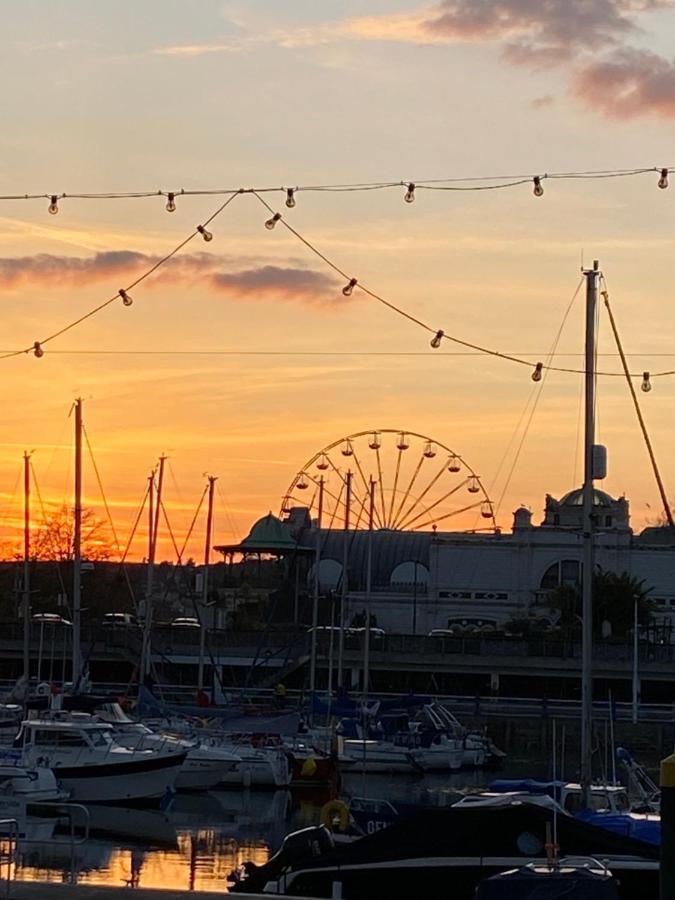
[101,612,138,628]
[32,613,72,626]
[170,617,201,628]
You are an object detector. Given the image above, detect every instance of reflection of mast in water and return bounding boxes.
[188,834,197,893]
[127,848,145,889]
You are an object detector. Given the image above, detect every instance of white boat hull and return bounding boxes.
[44,753,186,804]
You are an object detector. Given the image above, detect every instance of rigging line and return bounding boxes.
[82,422,137,605]
[215,481,238,541]
[29,461,67,597]
[81,424,123,557]
[159,497,183,563]
[0,191,240,361]
[412,499,484,531]
[119,481,151,566]
[179,484,209,561]
[602,286,675,531]
[494,277,584,518]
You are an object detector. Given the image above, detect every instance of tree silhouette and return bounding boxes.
[32,505,113,562]
[550,567,655,639]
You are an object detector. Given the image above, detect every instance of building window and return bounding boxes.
[605,515,613,527]
[540,560,581,590]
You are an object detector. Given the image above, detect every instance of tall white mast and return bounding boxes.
[22,451,31,683]
[309,475,324,715]
[142,455,165,682]
[72,398,83,690]
[362,478,376,703]
[580,260,600,804]
[197,475,217,693]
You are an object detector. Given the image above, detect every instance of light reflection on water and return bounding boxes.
[11,761,560,891]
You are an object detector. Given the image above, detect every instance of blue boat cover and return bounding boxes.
[476,865,619,899]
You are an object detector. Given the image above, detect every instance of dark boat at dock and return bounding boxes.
[230,800,657,900]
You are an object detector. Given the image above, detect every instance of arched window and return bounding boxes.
[540,559,581,590]
[308,559,343,592]
[390,561,429,592]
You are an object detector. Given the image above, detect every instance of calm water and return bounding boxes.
[11,750,652,891]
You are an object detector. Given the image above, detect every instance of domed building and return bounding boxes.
[280,485,675,637]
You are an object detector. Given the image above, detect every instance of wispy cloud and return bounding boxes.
[573,47,675,119]
[0,251,342,307]
[166,1,675,121]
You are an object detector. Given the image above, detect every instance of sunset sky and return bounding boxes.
[2,0,675,561]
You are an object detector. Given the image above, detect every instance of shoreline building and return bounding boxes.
[280,487,675,636]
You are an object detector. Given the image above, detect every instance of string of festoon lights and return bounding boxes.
[1,164,672,211]
[1,169,673,390]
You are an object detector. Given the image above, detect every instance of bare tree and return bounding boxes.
[32,505,113,562]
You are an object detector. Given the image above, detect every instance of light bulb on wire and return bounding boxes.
[430,330,444,349]
[532,362,543,382]
[641,371,652,393]
[265,212,282,230]
[166,192,176,213]
[48,195,59,215]
[342,278,357,297]
[119,289,133,307]
[658,168,669,189]
[197,225,213,242]
[404,183,415,203]
[33,341,44,358]
[285,188,296,208]
[533,176,544,197]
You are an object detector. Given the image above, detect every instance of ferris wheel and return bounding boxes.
[281,430,496,532]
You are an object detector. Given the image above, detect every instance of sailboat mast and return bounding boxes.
[362,477,375,702]
[22,451,31,682]
[309,476,325,714]
[337,471,352,687]
[142,455,165,680]
[197,475,217,693]
[72,398,83,689]
[580,260,599,803]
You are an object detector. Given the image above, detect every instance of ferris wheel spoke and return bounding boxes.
[411,499,484,530]
[398,478,470,531]
[349,446,384,530]
[394,457,451,530]
[350,483,371,531]
[390,451,426,530]
[386,447,405,528]
[374,445,387,529]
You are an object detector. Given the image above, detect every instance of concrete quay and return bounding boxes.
[3,883,291,900]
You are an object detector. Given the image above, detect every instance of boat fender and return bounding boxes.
[320,800,350,833]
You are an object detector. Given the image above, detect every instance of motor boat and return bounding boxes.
[2,713,186,804]
[87,702,241,791]
[230,798,657,899]
[476,857,619,899]
[489,779,660,845]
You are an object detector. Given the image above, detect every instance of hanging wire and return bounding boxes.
[3,179,675,379]
[493,278,584,518]
[0,166,668,203]
[0,191,240,362]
